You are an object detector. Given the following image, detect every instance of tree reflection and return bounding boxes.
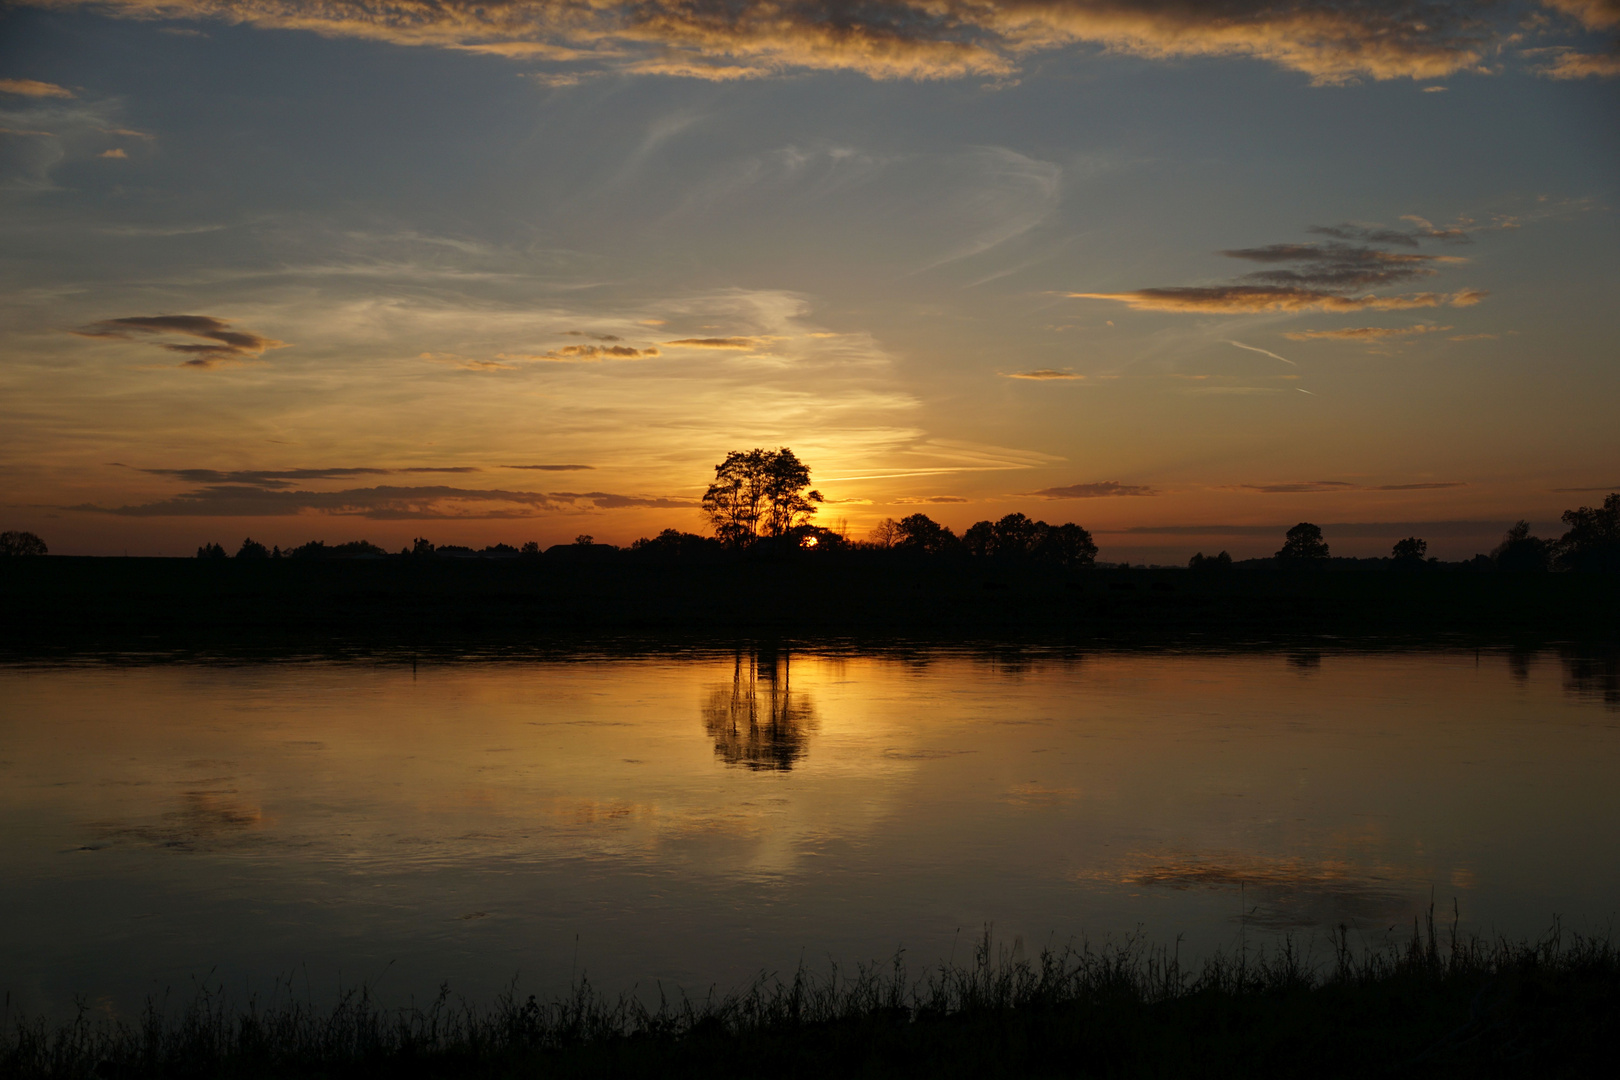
[1561,650,1619,709]
[702,649,818,770]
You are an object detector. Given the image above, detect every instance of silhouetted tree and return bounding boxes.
[1556,492,1620,572]
[1189,550,1232,570]
[701,448,823,546]
[520,541,541,557]
[236,538,270,559]
[894,513,959,556]
[196,542,227,559]
[1391,536,1427,562]
[868,518,899,548]
[410,537,435,558]
[0,530,47,556]
[630,529,722,559]
[962,513,1096,567]
[1275,523,1329,563]
[1491,520,1551,572]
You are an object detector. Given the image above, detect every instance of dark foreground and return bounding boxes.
[5,921,1616,1079]
[2,557,1617,651]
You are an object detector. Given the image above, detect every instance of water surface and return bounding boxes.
[2,647,1616,1017]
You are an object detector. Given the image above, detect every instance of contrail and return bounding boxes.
[1296,387,1316,395]
[1228,340,1297,365]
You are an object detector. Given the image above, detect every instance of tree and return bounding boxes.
[1189,550,1231,571]
[868,518,899,548]
[701,448,823,546]
[894,513,959,556]
[1275,523,1329,563]
[1391,536,1427,561]
[237,537,270,559]
[0,530,47,556]
[520,541,542,557]
[962,514,1096,567]
[1492,520,1551,572]
[1556,492,1620,572]
[196,542,227,559]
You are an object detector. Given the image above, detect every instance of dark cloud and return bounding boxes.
[1232,480,1465,493]
[892,495,970,504]
[1074,219,1489,315]
[564,331,623,341]
[1105,519,1512,538]
[71,484,695,519]
[126,466,480,489]
[1284,323,1450,340]
[495,344,659,362]
[1030,481,1159,498]
[1220,242,1464,289]
[502,464,595,471]
[73,315,286,368]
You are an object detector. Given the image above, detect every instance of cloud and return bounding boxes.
[73,314,287,367]
[1537,48,1620,77]
[1234,479,1465,493]
[1219,241,1466,289]
[1308,217,1472,246]
[508,343,661,362]
[1003,369,1082,380]
[1542,0,1620,31]
[1447,332,1498,340]
[98,147,128,158]
[663,336,760,349]
[0,78,74,98]
[502,464,595,471]
[1072,286,1484,313]
[27,1,1505,84]
[891,495,970,504]
[1029,481,1159,498]
[1102,518,1509,538]
[1284,323,1451,340]
[126,465,481,489]
[72,483,695,519]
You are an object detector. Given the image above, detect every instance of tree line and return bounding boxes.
[4,452,1617,572]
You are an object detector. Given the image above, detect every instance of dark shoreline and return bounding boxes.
[5,921,1616,1079]
[2,557,1616,655]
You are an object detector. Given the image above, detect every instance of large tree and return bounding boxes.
[701,448,823,546]
[1276,522,1330,563]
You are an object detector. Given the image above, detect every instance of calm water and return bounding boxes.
[2,648,1617,1018]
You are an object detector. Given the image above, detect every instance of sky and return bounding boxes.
[1,1,1616,561]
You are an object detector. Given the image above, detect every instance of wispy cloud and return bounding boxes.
[1073,286,1485,313]
[1228,340,1296,365]
[72,484,695,519]
[0,78,75,98]
[1029,481,1159,498]
[73,315,287,368]
[1003,369,1082,380]
[891,495,969,504]
[1233,480,1466,493]
[1284,323,1451,340]
[663,336,761,349]
[125,466,481,489]
[502,464,595,471]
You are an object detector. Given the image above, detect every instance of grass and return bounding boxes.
[5,911,1618,1078]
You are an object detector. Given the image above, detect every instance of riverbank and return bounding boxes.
[5,920,1615,1079]
[2,557,1616,653]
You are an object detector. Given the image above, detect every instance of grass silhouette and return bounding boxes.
[6,911,1617,1078]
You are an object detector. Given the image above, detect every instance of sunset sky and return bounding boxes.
[2,1,1616,560]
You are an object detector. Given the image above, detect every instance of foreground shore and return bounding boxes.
[2,557,1616,652]
[6,921,1616,1079]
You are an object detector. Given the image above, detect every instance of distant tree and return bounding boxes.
[962,514,1096,567]
[894,513,959,556]
[0,530,47,556]
[411,537,435,558]
[574,534,595,545]
[520,541,541,557]
[1275,523,1329,563]
[630,529,722,558]
[196,542,227,559]
[236,537,270,559]
[328,540,388,558]
[1189,550,1232,571]
[289,541,326,559]
[868,518,899,548]
[1391,537,1427,561]
[1491,520,1551,572]
[1556,492,1620,572]
[701,448,823,546]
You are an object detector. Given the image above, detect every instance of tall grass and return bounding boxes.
[5,911,1617,1078]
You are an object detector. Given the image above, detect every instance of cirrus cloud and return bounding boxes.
[72,314,288,367]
